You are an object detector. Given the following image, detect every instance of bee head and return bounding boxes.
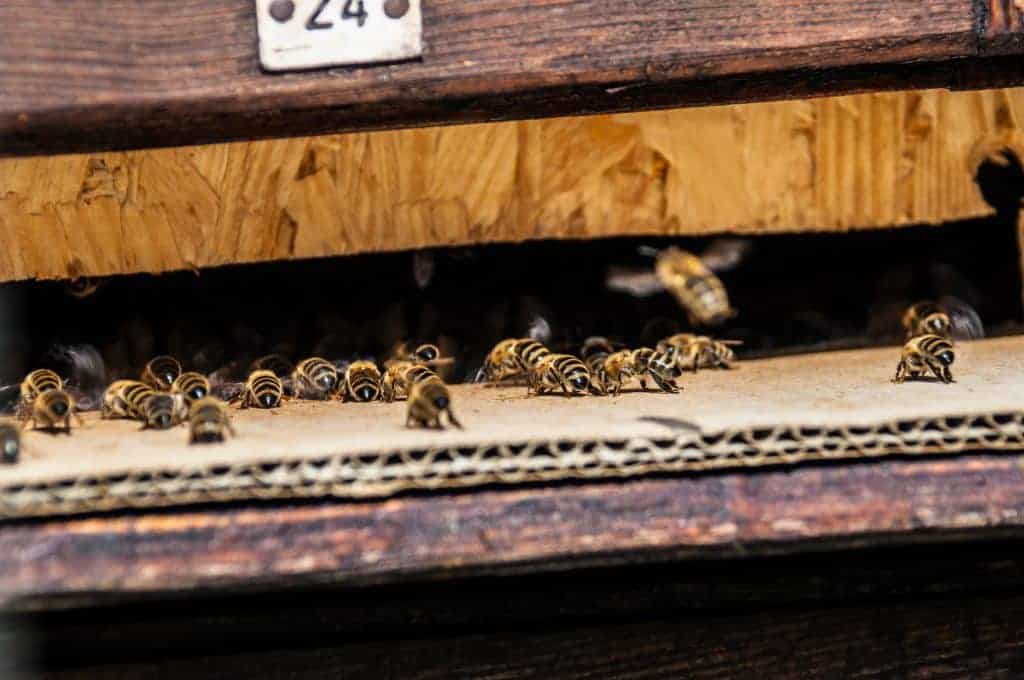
[51,400,68,416]
[261,394,275,408]
[938,350,955,366]
[358,386,374,401]
[433,395,449,410]
[415,345,439,362]
[189,387,207,401]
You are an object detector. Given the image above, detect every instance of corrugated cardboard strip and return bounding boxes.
[1,337,1022,519]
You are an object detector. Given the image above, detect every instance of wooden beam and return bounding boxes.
[0,0,1008,156]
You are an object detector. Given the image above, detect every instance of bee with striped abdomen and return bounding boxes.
[236,370,284,409]
[141,356,182,391]
[894,334,956,384]
[652,247,737,326]
[601,348,680,396]
[528,354,591,397]
[581,337,616,394]
[901,298,984,341]
[406,379,462,429]
[19,369,62,417]
[659,334,740,372]
[343,360,382,402]
[250,354,295,378]
[102,380,154,420]
[25,389,80,433]
[189,397,236,444]
[1,420,21,463]
[476,338,524,383]
[381,363,440,402]
[172,372,211,406]
[142,392,188,430]
[291,357,339,400]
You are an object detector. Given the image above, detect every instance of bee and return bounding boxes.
[249,354,295,378]
[25,389,80,432]
[603,348,680,396]
[655,248,736,326]
[141,355,182,391]
[659,334,740,371]
[893,334,955,383]
[141,392,188,430]
[189,397,236,444]
[65,277,103,299]
[476,338,524,383]
[901,299,984,340]
[406,379,462,429]
[235,370,284,409]
[19,369,63,416]
[343,360,382,402]
[528,354,591,397]
[581,337,616,392]
[381,363,439,402]
[171,372,211,406]
[291,357,339,400]
[101,380,154,420]
[0,420,21,464]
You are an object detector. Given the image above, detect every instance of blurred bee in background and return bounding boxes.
[528,354,591,397]
[189,397,236,444]
[386,342,454,371]
[894,334,956,384]
[658,334,741,371]
[606,239,749,327]
[235,370,284,409]
[141,392,188,430]
[25,389,80,433]
[172,372,211,406]
[343,360,382,402]
[406,379,462,430]
[381,363,440,402]
[249,354,295,379]
[902,298,984,341]
[102,380,154,420]
[19,369,63,417]
[291,357,339,400]
[602,348,679,396]
[141,356,182,391]
[65,276,104,299]
[0,420,20,463]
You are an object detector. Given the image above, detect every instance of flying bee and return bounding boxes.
[141,392,188,430]
[291,357,339,400]
[249,354,295,379]
[0,420,21,463]
[235,370,284,409]
[894,334,956,384]
[343,360,382,402]
[581,337,616,393]
[189,397,236,444]
[381,362,440,402]
[172,372,211,406]
[901,298,984,341]
[406,379,462,429]
[19,369,63,417]
[141,356,182,391]
[25,389,80,433]
[101,380,154,420]
[659,334,741,372]
[528,354,591,397]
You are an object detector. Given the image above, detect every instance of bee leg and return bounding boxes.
[447,409,464,429]
[650,372,677,393]
[943,367,955,383]
[893,359,906,383]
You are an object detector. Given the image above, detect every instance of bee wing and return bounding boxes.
[528,315,552,345]
[937,296,985,340]
[699,238,752,273]
[718,340,745,346]
[605,266,665,297]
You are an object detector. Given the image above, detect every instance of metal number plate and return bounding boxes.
[255,0,422,72]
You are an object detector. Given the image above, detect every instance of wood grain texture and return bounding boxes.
[4,453,1024,609]
[0,0,984,155]
[3,87,1024,282]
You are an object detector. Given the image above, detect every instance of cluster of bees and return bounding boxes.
[477,333,739,396]
[893,301,972,383]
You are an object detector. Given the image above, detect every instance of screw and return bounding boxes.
[269,0,295,22]
[383,0,410,19]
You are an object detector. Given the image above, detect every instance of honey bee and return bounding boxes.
[603,348,679,396]
[236,370,284,409]
[343,360,382,402]
[901,299,984,340]
[171,372,211,406]
[291,357,339,400]
[142,392,188,430]
[101,380,154,420]
[65,276,104,299]
[655,248,736,326]
[406,379,462,429]
[581,337,616,392]
[189,397,236,444]
[528,354,591,397]
[659,334,740,371]
[25,389,80,432]
[476,338,524,383]
[249,354,295,378]
[19,369,63,416]
[894,334,955,383]
[381,363,439,402]
[0,420,21,463]
[141,356,182,391]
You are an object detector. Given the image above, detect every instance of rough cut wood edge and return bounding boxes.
[0,0,988,156]
[2,87,1023,282]
[2,453,1024,609]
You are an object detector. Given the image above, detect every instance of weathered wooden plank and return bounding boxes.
[0,0,986,155]
[3,454,1024,609]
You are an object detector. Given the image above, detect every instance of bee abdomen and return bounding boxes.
[292,357,339,399]
[515,340,551,370]
[142,356,182,390]
[250,354,294,378]
[172,372,211,405]
[247,370,283,408]
[21,369,62,405]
